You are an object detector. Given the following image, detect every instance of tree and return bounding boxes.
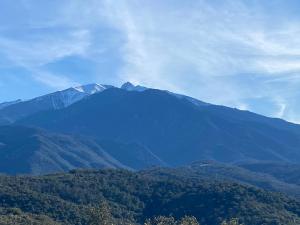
[89,201,113,225]
[144,216,200,225]
[221,218,243,225]
[179,216,200,225]
[145,216,176,225]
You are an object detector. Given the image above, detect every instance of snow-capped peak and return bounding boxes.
[73,83,109,94]
[31,83,114,110]
[55,83,113,108]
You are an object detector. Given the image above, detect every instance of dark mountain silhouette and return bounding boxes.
[19,87,300,166]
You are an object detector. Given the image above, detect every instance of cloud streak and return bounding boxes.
[99,0,300,123]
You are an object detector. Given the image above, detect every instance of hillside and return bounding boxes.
[0,126,164,174]
[143,161,300,199]
[0,169,299,225]
[239,162,300,186]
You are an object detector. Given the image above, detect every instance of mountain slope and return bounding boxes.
[0,126,123,174]
[0,84,112,125]
[19,87,300,166]
[0,99,22,110]
[155,161,300,199]
[0,126,164,174]
[0,169,300,225]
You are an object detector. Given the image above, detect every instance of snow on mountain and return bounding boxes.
[0,99,22,110]
[0,84,114,125]
[35,83,112,109]
[41,81,208,109]
[0,82,208,125]
[74,84,113,95]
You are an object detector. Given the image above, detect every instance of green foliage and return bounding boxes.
[144,216,244,225]
[0,208,60,225]
[179,216,200,225]
[0,169,299,225]
[221,218,243,225]
[145,216,200,225]
[88,201,114,225]
[145,216,177,225]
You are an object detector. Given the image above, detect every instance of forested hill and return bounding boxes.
[0,169,299,225]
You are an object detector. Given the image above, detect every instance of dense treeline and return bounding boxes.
[0,206,246,225]
[0,208,59,225]
[0,209,242,225]
[141,162,300,199]
[144,216,242,225]
[0,169,299,224]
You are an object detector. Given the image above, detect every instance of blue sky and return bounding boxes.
[1,0,300,123]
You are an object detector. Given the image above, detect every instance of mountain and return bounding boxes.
[0,169,299,225]
[0,83,112,125]
[1,125,299,198]
[0,126,164,175]
[19,87,300,166]
[0,82,208,126]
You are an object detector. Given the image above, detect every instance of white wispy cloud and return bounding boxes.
[97,0,300,122]
[0,18,91,89]
[0,29,91,67]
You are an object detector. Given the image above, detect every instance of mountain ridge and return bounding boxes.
[0,83,112,125]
